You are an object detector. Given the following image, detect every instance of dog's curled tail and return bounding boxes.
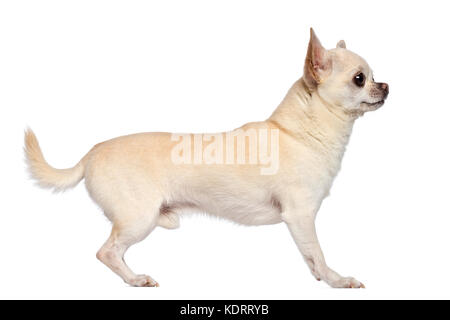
[24,128,88,192]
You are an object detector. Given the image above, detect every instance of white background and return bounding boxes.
[1,0,449,300]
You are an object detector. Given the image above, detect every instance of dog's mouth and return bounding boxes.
[361,100,385,110]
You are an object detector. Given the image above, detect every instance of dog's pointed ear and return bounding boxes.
[336,40,346,49]
[304,28,331,89]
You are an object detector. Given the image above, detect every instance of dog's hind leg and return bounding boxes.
[96,211,160,287]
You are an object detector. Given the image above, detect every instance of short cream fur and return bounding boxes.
[24,29,389,288]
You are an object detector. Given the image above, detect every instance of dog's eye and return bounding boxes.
[353,73,366,88]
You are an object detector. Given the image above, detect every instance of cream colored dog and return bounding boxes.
[25,29,388,288]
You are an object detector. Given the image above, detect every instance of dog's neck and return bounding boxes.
[268,78,356,155]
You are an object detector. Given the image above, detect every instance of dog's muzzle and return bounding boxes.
[377,82,389,100]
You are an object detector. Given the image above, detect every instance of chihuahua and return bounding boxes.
[25,29,388,288]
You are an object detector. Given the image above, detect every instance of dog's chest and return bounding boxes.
[286,137,350,202]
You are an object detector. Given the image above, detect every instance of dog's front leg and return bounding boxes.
[282,204,365,288]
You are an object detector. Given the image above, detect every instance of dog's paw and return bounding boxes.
[330,277,365,289]
[128,274,159,287]
[311,270,321,281]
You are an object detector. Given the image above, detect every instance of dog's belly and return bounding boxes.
[169,190,283,226]
[206,200,283,226]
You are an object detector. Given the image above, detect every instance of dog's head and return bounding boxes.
[304,28,389,117]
